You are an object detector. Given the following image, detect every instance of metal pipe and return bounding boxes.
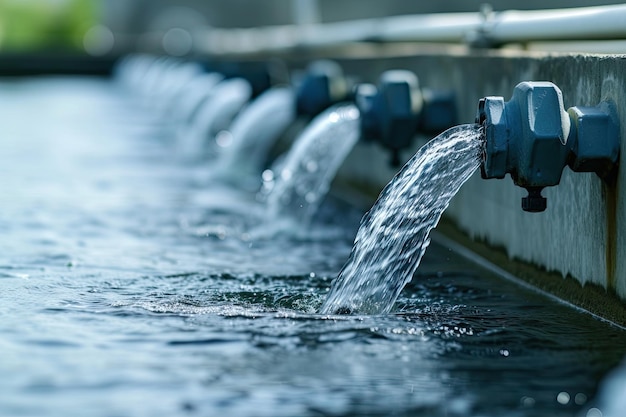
[487,5,626,43]
[292,0,320,26]
[193,4,626,54]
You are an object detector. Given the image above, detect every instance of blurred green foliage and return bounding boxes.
[0,0,98,51]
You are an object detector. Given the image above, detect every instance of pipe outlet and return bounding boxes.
[356,70,456,166]
[295,60,349,117]
[477,81,620,212]
[203,61,283,98]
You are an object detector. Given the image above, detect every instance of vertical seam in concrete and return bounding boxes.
[605,181,618,292]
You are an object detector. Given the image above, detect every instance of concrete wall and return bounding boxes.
[290,49,626,301]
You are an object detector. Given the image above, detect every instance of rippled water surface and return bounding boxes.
[1,77,625,417]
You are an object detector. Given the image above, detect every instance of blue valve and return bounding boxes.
[295,60,349,117]
[477,81,620,212]
[204,61,286,98]
[355,70,457,167]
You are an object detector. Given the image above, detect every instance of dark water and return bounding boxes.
[1,78,624,417]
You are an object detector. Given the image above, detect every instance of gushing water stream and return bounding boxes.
[213,87,296,184]
[265,104,361,223]
[320,124,484,315]
[177,78,252,158]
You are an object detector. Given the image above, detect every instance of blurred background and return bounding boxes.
[0,0,624,56]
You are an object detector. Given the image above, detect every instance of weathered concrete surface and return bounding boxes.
[308,49,626,303]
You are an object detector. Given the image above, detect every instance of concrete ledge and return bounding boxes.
[435,219,626,329]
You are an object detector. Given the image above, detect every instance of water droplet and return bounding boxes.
[305,192,317,203]
[557,391,570,405]
[305,160,318,172]
[261,169,274,182]
[215,130,233,148]
[575,393,588,405]
[586,408,603,417]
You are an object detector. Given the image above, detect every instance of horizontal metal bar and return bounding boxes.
[192,4,626,54]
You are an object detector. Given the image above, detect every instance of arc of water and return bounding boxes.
[265,104,361,224]
[320,124,484,315]
[177,78,252,159]
[169,72,225,125]
[212,87,296,183]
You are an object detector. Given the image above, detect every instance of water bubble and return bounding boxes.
[499,349,510,357]
[305,192,317,203]
[305,160,318,173]
[586,408,603,417]
[520,396,536,407]
[215,131,233,148]
[261,169,274,182]
[557,391,570,405]
[575,393,588,405]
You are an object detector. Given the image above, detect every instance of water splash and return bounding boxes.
[264,104,360,223]
[320,124,484,315]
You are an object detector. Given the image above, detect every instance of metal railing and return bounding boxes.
[191,4,626,54]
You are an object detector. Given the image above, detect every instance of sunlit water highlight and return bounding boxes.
[0,78,624,417]
[321,124,484,315]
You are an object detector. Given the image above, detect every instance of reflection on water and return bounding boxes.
[0,78,624,417]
